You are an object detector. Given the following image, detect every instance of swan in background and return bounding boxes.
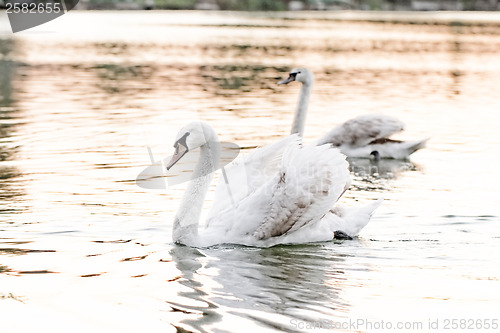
[278,68,428,159]
[166,121,381,247]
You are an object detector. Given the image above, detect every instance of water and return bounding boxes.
[1,10,499,333]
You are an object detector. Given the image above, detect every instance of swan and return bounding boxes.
[278,68,428,159]
[166,121,381,247]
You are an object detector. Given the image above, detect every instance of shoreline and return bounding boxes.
[266,10,500,25]
[70,10,500,26]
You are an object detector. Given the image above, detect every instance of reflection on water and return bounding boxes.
[0,38,15,148]
[200,65,287,95]
[0,39,15,106]
[349,158,417,179]
[169,244,354,332]
[348,158,418,191]
[0,38,24,215]
[92,63,154,95]
[168,246,224,332]
[0,11,499,333]
[0,166,23,202]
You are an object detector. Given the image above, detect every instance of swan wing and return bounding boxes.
[251,144,350,240]
[206,135,301,222]
[317,114,405,147]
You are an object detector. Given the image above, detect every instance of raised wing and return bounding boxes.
[317,114,405,147]
[206,135,301,223]
[251,143,349,240]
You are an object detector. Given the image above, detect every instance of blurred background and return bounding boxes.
[70,0,500,11]
[2,0,497,10]
[1,4,499,333]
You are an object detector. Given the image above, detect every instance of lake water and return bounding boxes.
[0,10,499,333]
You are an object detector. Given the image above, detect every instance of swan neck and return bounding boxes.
[291,82,312,136]
[172,139,220,246]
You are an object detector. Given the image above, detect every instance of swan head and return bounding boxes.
[278,67,314,86]
[166,121,217,170]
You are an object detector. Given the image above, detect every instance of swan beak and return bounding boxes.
[166,143,189,170]
[277,75,295,85]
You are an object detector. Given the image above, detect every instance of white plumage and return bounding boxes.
[317,114,404,147]
[278,68,428,159]
[167,121,380,248]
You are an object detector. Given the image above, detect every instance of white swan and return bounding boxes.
[166,121,381,247]
[278,68,428,159]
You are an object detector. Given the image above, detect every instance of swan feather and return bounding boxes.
[252,143,349,240]
[169,121,380,247]
[317,114,405,147]
[206,135,301,222]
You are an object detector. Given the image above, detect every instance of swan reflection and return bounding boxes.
[167,244,357,332]
[348,157,417,179]
[347,157,419,192]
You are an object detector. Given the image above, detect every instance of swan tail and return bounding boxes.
[403,137,429,156]
[332,198,383,237]
[253,144,349,240]
[344,137,429,159]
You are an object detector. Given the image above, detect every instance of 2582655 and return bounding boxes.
[6,2,62,14]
